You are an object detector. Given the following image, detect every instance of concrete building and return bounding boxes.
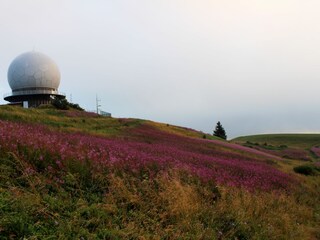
[4,51,65,107]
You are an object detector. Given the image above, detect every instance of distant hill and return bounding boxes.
[233,134,320,161]
[0,105,319,239]
[233,134,320,148]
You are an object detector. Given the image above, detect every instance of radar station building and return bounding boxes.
[4,51,65,108]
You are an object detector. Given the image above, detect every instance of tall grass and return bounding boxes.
[0,106,319,239]
[0,150,317,239]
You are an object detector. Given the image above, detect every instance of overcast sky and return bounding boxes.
[1,0,320,139]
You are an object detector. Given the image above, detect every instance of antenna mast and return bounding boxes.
[96,94,101,114]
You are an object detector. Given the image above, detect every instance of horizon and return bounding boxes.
[1,1,320,139]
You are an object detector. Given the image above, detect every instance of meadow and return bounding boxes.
[0,106,319,239]
[233,134,320,161]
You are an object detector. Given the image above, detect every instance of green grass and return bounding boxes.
[0,105,214,141]
[233,134,320,149]
[147,121,222,141]
[0,105,319,239]
[233,134,320,161]
[0,150,318,239]
[0,105,150,141]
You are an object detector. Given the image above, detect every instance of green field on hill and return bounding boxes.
[233,134,320,162]
[0,105,219,141]
[233,134,320,148]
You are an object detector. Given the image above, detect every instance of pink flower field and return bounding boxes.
[0,120,294,192]
[311,146,320,158]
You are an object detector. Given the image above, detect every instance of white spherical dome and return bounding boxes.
[7,51,60,91]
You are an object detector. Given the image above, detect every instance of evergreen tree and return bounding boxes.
[213,121,227,140]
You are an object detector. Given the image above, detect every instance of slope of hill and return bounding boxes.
[0,106,319,239]
[233,134,320,161]
[233,134,320,148]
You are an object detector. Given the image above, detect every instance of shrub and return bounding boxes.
[52,97,69,110]
[52,97,84,111]
[69,103,84,111]
[293,165,320,176]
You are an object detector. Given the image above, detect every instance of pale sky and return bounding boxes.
[1,0,320,139]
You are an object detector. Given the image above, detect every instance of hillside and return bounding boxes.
[0,106,319,239]
[233,134,320,161]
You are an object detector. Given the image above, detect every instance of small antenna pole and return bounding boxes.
[96,94,101,114]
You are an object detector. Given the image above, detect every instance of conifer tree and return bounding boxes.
[213,121,227,140]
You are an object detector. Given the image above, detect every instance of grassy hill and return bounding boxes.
[233,134,320,161]
[233,134,320,148]
[0,106,319,239]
